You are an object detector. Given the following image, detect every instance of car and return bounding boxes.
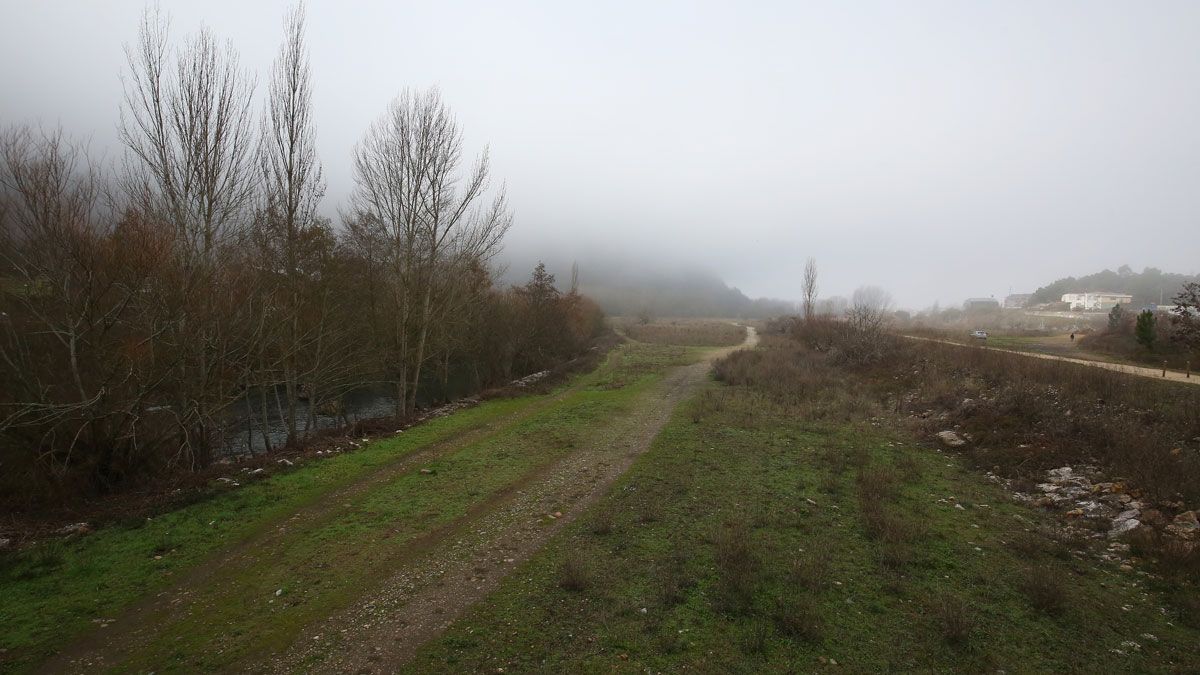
[970,330,988,340]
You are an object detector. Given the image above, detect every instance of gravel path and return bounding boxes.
[263,328,757,673]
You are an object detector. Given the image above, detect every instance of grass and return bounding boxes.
[622,318,747,347]
[0,341,698,673]
[406,340,1200,673]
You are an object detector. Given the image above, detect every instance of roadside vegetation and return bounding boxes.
[409,325,1200,672]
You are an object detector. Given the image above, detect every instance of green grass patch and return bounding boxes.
[408,377,1200,673]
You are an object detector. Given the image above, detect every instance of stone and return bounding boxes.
[1065,508,1085,518]
[1047,466,1074,481]
[419,468,435,475]
[935,431,967,448]
[1172,510,1199,531]
[249,468,265,476]
[1109,518,1141,539]
[1114,509,1140,523]
[277,458,294,467]
[56,522,91,536]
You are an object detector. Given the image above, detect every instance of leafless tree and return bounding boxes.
[837,285,894,364]
[119,7,260,465]
[120,7,259,261]
[348,88,511,415]
[802,257,818,322]
[255,3,330,445]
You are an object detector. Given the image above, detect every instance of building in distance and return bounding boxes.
[1061,292,1133,311]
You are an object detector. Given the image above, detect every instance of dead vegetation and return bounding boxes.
[622,319,747,347]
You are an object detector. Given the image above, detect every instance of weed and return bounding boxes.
[558,555,589,593]
[589,510,614,536]
[771,593,822,641]
[789,549,831,591]
[740,622,773,656]
[713,519,758,615]
[933,595,974,645]
[1018,566,1068,616]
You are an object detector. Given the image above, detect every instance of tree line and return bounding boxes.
[0,6,603,503]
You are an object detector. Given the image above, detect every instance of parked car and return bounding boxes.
[970,330,988,340]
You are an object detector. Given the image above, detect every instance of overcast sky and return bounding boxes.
[2,0,1198,308]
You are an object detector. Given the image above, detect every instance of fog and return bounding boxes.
[3,0,1199,309]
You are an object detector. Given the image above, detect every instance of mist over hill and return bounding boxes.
[499,252,796,319]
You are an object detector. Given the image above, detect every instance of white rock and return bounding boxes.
[1114,509,1140,523]
[935,431,967,448]
[1109,518,1141,538]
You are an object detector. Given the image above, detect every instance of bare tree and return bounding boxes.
[348,88,511,415]
[802,257,818,322]
[255,2,328,445]
[838,285,894,364]
[119,7,260,465]
[120,7,259,261]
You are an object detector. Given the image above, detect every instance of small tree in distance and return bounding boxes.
[802,257,818,322]
[1108,304,1125,332]
[1135,310,1156,349]
[1171,282,1200,351]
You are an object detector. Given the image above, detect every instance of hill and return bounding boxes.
[501,255,795,318]
[1030,265,1200,307]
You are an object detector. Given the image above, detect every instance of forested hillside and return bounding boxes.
[1030,266,1200,306]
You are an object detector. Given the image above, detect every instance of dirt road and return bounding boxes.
[266,327,757,673]
[904,334,1200,386]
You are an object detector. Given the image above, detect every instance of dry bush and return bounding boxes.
[1153,538,1200,577]
[857,466,898,503]
[656,553,691,608]
[771,593,822,641]
[589,509,614,536]
[789,548,832,590]
[897,338,1200,506]
[933,595,975,645]
[624,319,746,347]
[692,389,727,422]
[558,555,590,592]
[1018,566,1068,616]
[713,519,759,615]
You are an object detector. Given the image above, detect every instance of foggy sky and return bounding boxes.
[2,0,1198,309]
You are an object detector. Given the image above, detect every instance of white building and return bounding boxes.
[1061,292,1134,311]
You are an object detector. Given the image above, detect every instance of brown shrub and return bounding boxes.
[1018,566,1068,615]
[713,519,759,614]
[933,595,975,645]
[789,548,832,591]
[558,555,589,592]
[772,593,822,641]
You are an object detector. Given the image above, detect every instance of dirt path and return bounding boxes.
[41,378,595,674]
[904,335,1200,386]
[262,328,758,673]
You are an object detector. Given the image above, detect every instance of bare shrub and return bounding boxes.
[589,509,614,536]
[772,593,822,641]
[1018,566,1068,616]
[933,595,975,645]
[789,549,831,591]
[713,519,758,614]
[558,555,589,592]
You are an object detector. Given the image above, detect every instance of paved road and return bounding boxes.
[903,335,1200,386]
